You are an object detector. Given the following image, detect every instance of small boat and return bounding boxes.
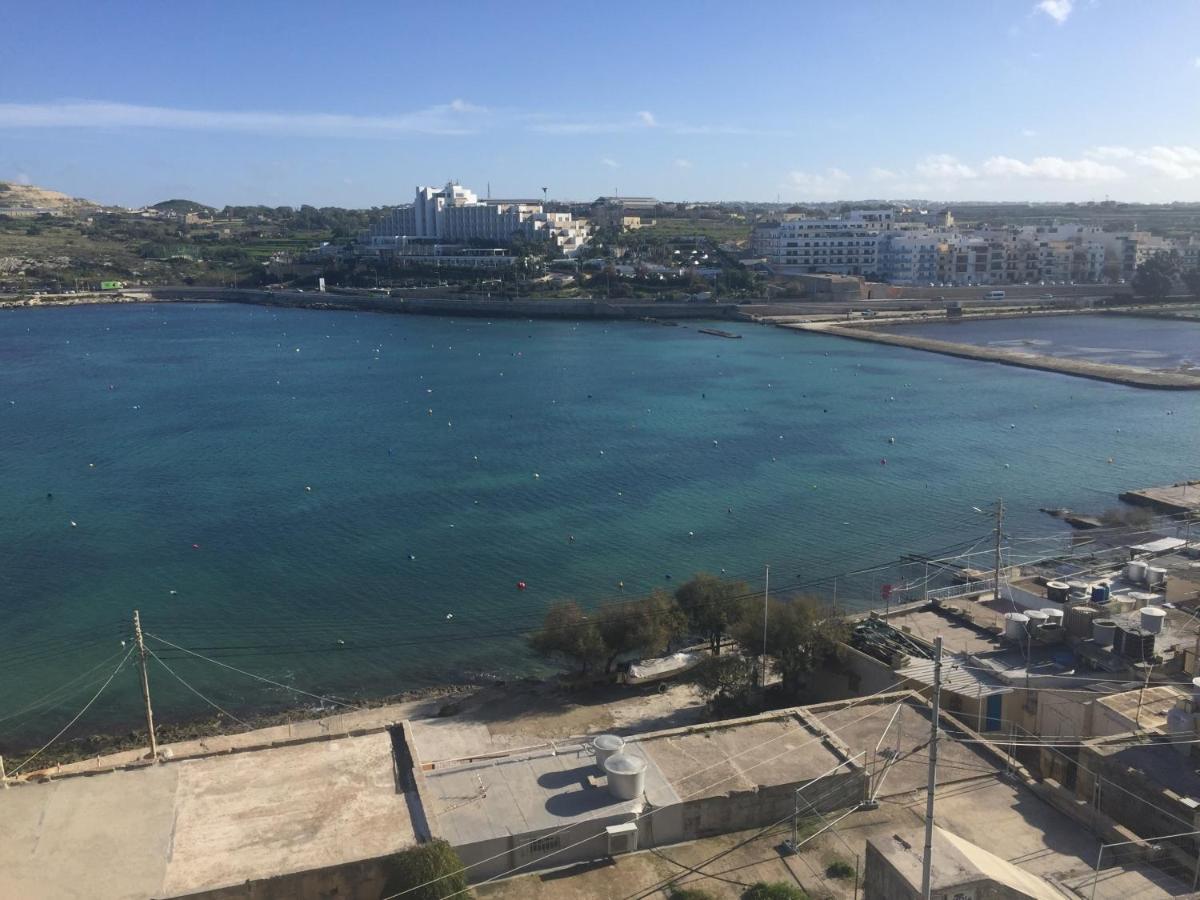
[625,651,704,685]
[698,328,741,339]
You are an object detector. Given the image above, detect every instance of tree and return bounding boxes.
[380,839,471,900]
[528,600,605,674]
[674,573,748,656]
[731,596,847,697]
[1132,250,1180,301]
[597,590,686,673]
[1183,266,1200,301]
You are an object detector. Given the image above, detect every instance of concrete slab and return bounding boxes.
[885,607,1002,655]
[0,763,179,900]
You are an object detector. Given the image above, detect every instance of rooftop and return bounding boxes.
[0,731,416,899]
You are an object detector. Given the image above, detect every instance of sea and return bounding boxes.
[2,303,1198,748]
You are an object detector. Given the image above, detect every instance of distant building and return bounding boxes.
[367,182,590,256]
[751,209,895,276]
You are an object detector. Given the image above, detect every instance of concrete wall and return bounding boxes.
[453,815,632,882]
[168,854,393,900]
[805,643,901,704]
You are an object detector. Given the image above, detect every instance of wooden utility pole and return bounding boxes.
[993,499,1005,603]
[133,610,158,760]
[920,635,943,899]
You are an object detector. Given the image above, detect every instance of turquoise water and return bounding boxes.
[884,314,1200,370]
[2,303,1198,748]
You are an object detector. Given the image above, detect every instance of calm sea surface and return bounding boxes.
[2,303,1198,746]
[884,314,1200,370]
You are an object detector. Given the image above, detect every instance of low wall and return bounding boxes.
[168,854,394,900]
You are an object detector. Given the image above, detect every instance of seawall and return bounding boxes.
[785,321,1200,390]
[2,287,741,321]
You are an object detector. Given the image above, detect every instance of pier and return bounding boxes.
[1119,481,1200,515]
[784,321,1200,390]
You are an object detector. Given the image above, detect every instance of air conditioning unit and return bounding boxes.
[606,822,638,855]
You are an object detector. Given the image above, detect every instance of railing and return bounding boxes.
[926,578,997,602]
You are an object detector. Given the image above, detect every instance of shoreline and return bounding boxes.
[785,320,1200,390]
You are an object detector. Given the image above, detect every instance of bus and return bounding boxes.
[985,290,1006,300]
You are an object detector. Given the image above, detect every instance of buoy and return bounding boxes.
[70,520,77,527]
[408,554,416,560]
[617,581,624,589]
[533,473,540,479]
[517,581,527,590]
[881,458,887,465]
[305,485,312,492]
[192,543,200,550]
[664,574,672,580]
[337,639,345,645]
[688,531,694,537]
[445,613,453,620]
[888,437,895,444]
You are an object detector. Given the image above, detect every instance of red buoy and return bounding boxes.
[517,580,527,590]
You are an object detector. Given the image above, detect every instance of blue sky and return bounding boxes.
[3,0,1199,206]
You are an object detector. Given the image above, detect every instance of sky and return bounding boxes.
[2,0,1200,207]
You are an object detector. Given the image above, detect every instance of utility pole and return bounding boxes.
[133,610,158,760]
[993,498,1005,603]
[920,635,943,900]
[761,564,770,705]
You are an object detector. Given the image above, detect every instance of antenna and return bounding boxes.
[541,186,548,206]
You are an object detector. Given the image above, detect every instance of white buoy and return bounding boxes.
[70,520,77,527]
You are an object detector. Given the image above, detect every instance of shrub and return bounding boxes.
[380,839,471,900]
[742,882,808,900]
[669,887,719,900]
[825,858,855,879]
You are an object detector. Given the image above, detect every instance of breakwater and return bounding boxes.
[786,321,1200,390]
[2,287,741,321]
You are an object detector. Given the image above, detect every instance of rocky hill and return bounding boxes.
[0,181,99,210]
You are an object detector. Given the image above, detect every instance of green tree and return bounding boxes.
[380,839,471,900]
[528,600,605,674]
[732,596,847,697]
[1183,266,1200,301]
[674,573,748,656]
[1132,250,1180,301]
[597,589,687,673]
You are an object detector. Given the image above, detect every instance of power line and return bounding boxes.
[6,646,135,777]
[146,646,252,730]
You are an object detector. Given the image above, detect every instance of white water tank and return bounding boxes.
[604,753,647,801]
[1147,566,1168,588]
[1126,560,1149,583]
[1025,610,1050,629]
[593,734,625,770]
[1129,591,1159,608]
[1040,607,1064,627]
[1141,607,1166,634]
[1192,677,1200,706]
[1093,619,1117,647]
[1108,596,1136,615]
[1004,612,1029,641]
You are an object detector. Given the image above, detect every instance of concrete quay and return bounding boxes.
[786,320,1200,390]
[1119,480,1200,515]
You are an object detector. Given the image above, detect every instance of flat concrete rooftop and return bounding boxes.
[0,731,415,900]
[886,606,1003,655]
[423,740,678,847]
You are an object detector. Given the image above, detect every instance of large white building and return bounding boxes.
[750,209,895,276]
[367,182,590,256]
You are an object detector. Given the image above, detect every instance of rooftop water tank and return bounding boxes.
[1040,607,1064,626]
[1140,606,1166,634]
[1147,566,1168,588]
[1025,610,1050,629]
[1126,560,1149,583]
[604,753,647,801]
[1092,618,1117,648]
[1004,613,1030,642]
[592,734,625,770]
[1066,604,1099,638]
[1067,580,1090,599]
[1108,596,1136,615]
[1091,583,1111,605]
[1129,591,1160,608]
[1192,676,1200,706]
[1046,581,1070,604]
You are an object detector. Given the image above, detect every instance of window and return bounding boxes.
[529,835,561,854]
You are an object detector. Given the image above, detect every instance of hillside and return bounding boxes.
[0,181,98,210]
[151,198,215,215]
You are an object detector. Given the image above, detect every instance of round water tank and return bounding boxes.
[1126,560,1148,583]
[1040,607,1064,625]
[1025,610,1050,628]
[1046,581,1070,604]
[1109,596,1136,615]
[1067,580,1089,598]
[1141,607,1166,634]
[1129,591,1159,608]
[1091,583,1111,605]
[1093,618,1117,647]
[1004,613,1029,642]
[604,753,646,801]
[1066,604,1099,638]
[1192,676,1200,705]
[592,734,625,770]
[1147,567,1167,588]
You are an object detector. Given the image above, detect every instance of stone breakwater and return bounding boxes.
[784,321,1200,390]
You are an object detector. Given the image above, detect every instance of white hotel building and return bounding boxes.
[367,182,590,256]
[750,209,895,277]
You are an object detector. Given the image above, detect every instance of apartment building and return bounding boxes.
[750,209,895,276]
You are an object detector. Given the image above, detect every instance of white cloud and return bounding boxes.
[868,167,897,181]
[1021,128,1038,138]
[637,110,657,127]
[1193,56,1200,69]
[1035,0,1073,24]
[0,99,486,137]
[600,157,620,169]
[915,154,977,180]
[786,168,850,197]
[1088,144,1200,179]
[982,155,1125,181]
[673,158,693,169]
